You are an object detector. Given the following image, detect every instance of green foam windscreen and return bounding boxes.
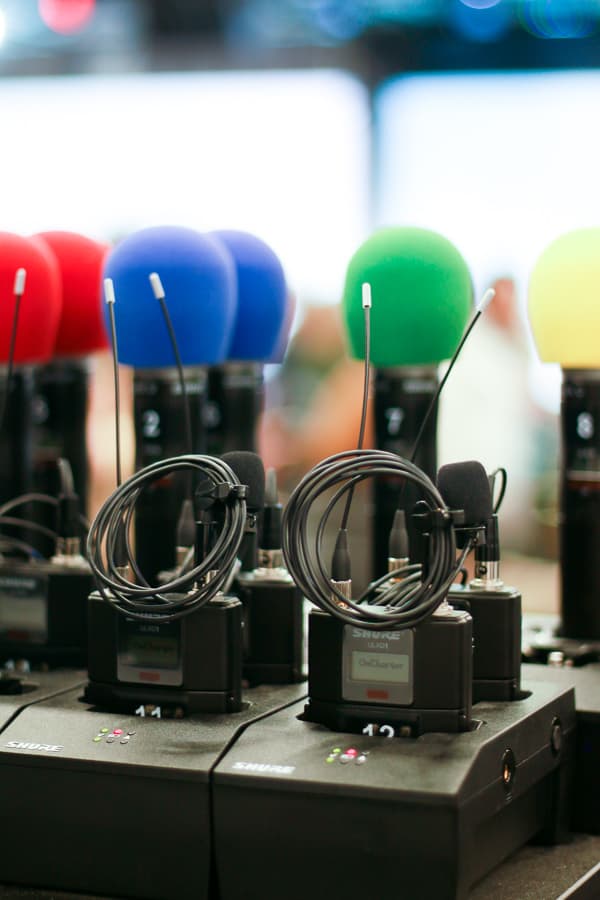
[342,227,472,367]
[529,228,600,368]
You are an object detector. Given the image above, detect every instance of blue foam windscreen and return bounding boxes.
[103,226,237,368]
[210,230,287,362]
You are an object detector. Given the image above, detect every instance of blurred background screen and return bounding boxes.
[3,0,600,599]
[0,69,369,306]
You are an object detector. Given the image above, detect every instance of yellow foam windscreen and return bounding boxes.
[529,227,600,368]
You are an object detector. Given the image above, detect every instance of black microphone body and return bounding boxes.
[205,363,264,456]
[0,369,34,507]
[373,366,438,575]
[31,360,89,557]
[559,370,600,639]
[133,368,207,581]
[204,366,264,571]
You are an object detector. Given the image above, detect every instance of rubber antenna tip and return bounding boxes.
[361,282,372,309]
[477,288,495,313]
[104,278,116,305]
[13,268,26,297]
[149,272,166,300]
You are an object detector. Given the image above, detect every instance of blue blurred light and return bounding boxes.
[517,0,597,39]
[314,0,370,41]
[451,0,512,41]
[459,0,503,9]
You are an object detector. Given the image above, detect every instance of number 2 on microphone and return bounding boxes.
[142,409,161,439]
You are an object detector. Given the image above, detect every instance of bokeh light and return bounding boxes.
[517,0,597,39]
[451,0,512,41]
[38,0,96,36]
[459,0,503,9]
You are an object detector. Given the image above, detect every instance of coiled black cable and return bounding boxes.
[282,448,473,631]
[86,454,247,623]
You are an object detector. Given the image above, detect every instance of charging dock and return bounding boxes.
[0,681,306,900]
[212,674,575,900]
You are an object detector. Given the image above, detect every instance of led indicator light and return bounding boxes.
[93,737,102,743]
[366,689,389,700]
[100,728,109,734]
[326,756,336,763]
[332,748,341,755]
[345,748,358,757]
[113,729,124,736]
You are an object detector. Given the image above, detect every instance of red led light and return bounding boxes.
[366,689,389,700]
[38,0,96,35]
[112,729,124,736]
[345,749,358,757]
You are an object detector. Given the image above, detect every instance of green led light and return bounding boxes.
[332,748,341,754]
[100,728,109,734]
[326,756,336,763]
[93,737,102,743]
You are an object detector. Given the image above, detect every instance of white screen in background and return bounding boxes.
[0,69,370,305]
[375,70,600,416]
[374,71,600,551]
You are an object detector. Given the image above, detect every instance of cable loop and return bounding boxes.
[86,454,247,623]
[282,449,465,631]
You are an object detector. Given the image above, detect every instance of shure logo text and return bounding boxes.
[352,628,401,641]
[232,761,295,774]
[5,741,63,752]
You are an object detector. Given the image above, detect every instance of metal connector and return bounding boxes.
[258,548,284,570]
[331,578,352,608]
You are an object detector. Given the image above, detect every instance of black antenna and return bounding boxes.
[408,287,495,463]
[331,283,371,586]
[339,281,371,532]
[0,268,26,430]
[104,277,123,488]
[149,272,194,456]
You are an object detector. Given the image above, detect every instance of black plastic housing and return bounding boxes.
[560,372,600,639]
[449,582,522,702]
[133,369,207,581]
[205,363,263,456]
[0,559,93,668]
[0,680,306,900]
[84,590,243,715]
[372,367,438,575]
[235,571,306,686]
[31,361,89,557]
[213,674,575,900]
[304,607,473,736]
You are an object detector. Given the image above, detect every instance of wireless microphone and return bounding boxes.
[439,461,523,701]
[30,231,110,554]
[283,447,474,738]
[0,458,93,669]
[529,228,600,640]
[103,225,237,581]
[235,467,306,685]
[0,234,61,510]
[205,230,288,456]
[342,226,472,575]
[84,448,258,715]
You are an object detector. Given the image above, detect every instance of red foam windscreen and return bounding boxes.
[0,232,62,365]
[35,231,111,357]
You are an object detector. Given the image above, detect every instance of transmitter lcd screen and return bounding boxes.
[118,618,183,686]
[0,574,48,644]
[351,651,409,684]
[342,620,414,705]
[123,634,179,670]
